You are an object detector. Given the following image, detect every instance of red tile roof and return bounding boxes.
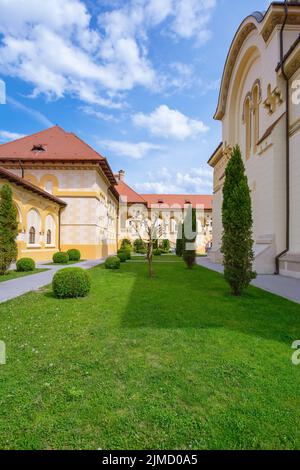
[141,194,213,210]
[0,126,117,185]
[115,180,147,204]
[0,167,66,206]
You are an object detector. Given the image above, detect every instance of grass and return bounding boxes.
[0,259,300,450]
[44,260,86,266]
[0,269,48,283]
[131,254,181,262]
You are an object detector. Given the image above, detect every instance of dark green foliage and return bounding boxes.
[117,251,127,263]
[183,206,196,269]
[124,248,131,260]
[16,257,36,272]
[154,249,162,256]
[105,256,121,270]
[52,267,91,299]
[160,239,170,253]
[133,238,146,253]
[221,145,256,296]
[53,252,69,264]
[175,222,183,257]
[121,239,132,251]
[0,184,18,275]
[67,249,81,262]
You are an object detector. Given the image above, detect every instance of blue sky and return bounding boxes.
[0,0,269,194]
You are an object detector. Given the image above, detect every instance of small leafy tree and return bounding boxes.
[0,184,18,275]
[183,205,196,269]
[175,222,183,257]
[221,145,256,296]
[131,211,163,278]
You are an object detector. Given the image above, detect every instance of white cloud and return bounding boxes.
[0,130,26,142]
[0,0,216,106]
[99,139,164,159]
[134,166,212,193]
[133,105,209,140]
[80,106,119,123]
[171,0,216,44]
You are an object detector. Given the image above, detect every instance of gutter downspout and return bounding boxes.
[18,160,24,179]
[58,207,62,251]
[275,0,290,274]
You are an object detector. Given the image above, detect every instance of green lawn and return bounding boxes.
[0,269,48,283]
[0,259,300,450]
[131,254,181,262]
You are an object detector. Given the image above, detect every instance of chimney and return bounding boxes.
[118,169,125,182]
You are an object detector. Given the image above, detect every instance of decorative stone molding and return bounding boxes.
[263,84,283,115]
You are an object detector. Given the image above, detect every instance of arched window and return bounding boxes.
[47,229,52,245]
[244,95,252,160]
[29,227,35,244]
[252,83,260,154]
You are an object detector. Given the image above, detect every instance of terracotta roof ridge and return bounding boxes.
[0,125,62,148]
[119,180,147,202]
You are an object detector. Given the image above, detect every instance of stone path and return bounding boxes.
[0,259,104,304]
[196,258,300,305]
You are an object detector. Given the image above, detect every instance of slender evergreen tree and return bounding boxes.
[175,222,183,257]
[0,184,18,275]
[221,145,256,296]
[183,205,196,269]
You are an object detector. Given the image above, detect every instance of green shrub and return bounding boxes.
[16,257,36,272]
[121,239,132,251]
[105,256,121,270]
[124,247,131,260]
[161,239,170,253]
[52,267,91,299]
[134,238,146,253]
[53,252,69,264]
[183,205,196,269]
[154,249,162,256]
[67,249,81,262]
[117,251,127,263]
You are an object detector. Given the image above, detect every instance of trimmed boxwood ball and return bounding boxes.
[52,267,91,299]
[67,249,81,262]
[16,257,36,272]
[105,256,121,270]
[117,251,127,263]
[53,252,69,264]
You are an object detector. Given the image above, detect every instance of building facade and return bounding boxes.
[0,127,212,261]
[115,171,213,254]
[209,1,300,278]
[0,126,119,261]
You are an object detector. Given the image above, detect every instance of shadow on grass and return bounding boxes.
[119,261,300,345]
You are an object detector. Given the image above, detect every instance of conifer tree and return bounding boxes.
[183,205,196,269]
[175,222,183,257]
[221,146,256,296]
[0,184,18,275]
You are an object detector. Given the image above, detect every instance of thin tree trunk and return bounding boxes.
[147,242,155,278]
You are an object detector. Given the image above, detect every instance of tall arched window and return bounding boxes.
[252,82,260,154]
[244,95,252,160]
[47,229,52,245]
[29,227,35,244]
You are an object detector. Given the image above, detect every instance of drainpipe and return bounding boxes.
[275,0,290,274]
[58,207,62,251]
[18,160,24,179]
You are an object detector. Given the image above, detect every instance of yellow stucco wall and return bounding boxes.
[0,177,61,262]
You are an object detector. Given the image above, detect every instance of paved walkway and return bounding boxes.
[196,258,300,305]
[0,259,104,304]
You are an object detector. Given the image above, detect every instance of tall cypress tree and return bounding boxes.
[0,184,18,275]
[183,205,196,269]
[221,145,256,296]
[175,222,183,257]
